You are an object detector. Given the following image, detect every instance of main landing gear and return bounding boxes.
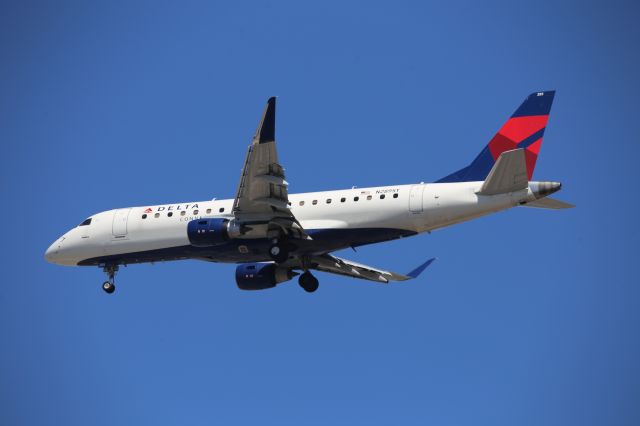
[268,238,290,264]
[298,271,319,293]
[101,264,118,294]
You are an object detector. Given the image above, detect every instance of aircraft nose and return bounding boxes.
[45,237,64,264]
[45,242,57,263]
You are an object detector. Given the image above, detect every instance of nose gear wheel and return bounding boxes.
[101,264,119,294]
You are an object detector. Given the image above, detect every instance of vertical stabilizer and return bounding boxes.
[437,91,555,183]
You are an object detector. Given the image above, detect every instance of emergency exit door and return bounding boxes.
[409,185,425,213]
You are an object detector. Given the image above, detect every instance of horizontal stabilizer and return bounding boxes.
[521,197,575,209]
[478,149,528,195]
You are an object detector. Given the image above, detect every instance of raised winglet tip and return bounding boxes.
[406,257,437,279]
[254,97,276,143]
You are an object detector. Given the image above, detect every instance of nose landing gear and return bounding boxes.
[102,281,115,294]
[101,264,118,294]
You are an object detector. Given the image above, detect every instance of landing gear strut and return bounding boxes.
[269,238,289,264]
[102,264,118,294]
[298,271,319,293]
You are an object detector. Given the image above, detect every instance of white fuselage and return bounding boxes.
[45,181,541,266]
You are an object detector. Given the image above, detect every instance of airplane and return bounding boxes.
[45,91,573,294]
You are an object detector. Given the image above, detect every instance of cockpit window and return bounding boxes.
[79,218,92,226]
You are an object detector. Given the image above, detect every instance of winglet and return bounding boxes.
[406,257,437,279]
[253,97,276,144]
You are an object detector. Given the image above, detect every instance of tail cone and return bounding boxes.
[530,181,562,198]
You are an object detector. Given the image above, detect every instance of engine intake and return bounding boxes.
[235,262,296,290]
[187,218,242,247]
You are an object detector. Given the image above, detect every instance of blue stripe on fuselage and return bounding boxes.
[77,227,418,266]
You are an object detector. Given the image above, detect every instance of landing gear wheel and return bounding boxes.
[102,281,115,294]
[298,271,319,293]
[101,264,119,294]
[269,244,289,263]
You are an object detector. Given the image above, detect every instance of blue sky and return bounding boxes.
[1,1,639,425]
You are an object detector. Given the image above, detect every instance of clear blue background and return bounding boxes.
[2,1,638,424]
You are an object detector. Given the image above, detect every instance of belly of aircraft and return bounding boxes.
[77,227,417,266]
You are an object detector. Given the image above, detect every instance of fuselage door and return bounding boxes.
[112,208,132,237]
[409,184,425,213]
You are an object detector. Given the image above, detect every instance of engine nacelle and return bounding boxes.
[187,218,242,247]
[235,262,296,290]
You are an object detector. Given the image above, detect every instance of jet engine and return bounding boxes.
[235,262,297,290]
[187,218,243,247]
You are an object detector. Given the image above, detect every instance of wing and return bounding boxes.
[232,97,307,239]
[288,254,436,284]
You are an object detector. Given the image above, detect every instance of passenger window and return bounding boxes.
[219,207,225,213]
[354,196,359,202]
[340,197,346,202]
[142,214,147,219]
[299,201,305,206]
[79,218,92,226]
[312,200,318,205]
[193,210,199,215]
[367,195,372,200]
[380,194,385,199]
[326,199,332,204]
[206,208,211,214]
[393,193,399,198]
[180,211,186,216]
[168,212,173,217]
[154,213,160,218]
